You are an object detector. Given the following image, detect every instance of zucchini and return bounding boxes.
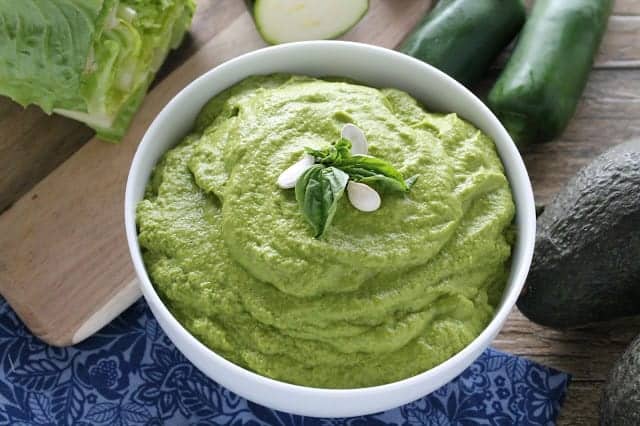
[248,0,368,45]
[488,0,613,147]
[398,0,526,87]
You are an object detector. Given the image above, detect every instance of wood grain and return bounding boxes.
[2,0,640,213]
[523,69,640,204]
[0,0,432,346]
[153,0,248,83]
[492,4,640,418]
[0,0,258,346]
[492,67,640,425]
[495,310,640,425]
[0,0,638,423]
[0,103,92,213]
[341,0,431,47]
[601,0,639,16]
[597,15,640,68]
[494,12,640,70]
[0,0,246,214]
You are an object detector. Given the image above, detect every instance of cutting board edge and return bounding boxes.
[72,279,142,345]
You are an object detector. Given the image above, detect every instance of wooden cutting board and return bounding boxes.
[0,1,639,423]
[0,0,433,347]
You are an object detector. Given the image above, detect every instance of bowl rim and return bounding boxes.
[125,40,535,400]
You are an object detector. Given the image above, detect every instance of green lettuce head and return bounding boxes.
[0,0,196,141]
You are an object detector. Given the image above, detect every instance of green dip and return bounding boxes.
[136,75,515,388]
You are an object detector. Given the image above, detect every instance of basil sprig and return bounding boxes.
[305,138,352,164]
[295,165,349,238]
[306,139,417,193]
[295,139,417,238]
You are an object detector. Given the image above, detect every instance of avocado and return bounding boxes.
[601,334,640,425]
[517,140,640,327]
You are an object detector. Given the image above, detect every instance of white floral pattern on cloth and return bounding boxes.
[0,299,570,425]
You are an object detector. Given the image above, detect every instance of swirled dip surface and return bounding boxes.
[136,75,516,388]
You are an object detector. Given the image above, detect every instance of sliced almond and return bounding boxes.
[341,123,368,155]
[347,181,381,212]
[277,154,315,188]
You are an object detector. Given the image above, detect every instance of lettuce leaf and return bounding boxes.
[0,0,195,142]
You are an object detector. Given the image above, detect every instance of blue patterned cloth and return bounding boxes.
[0,298,569,425]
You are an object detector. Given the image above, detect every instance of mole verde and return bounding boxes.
[136,74,516,388]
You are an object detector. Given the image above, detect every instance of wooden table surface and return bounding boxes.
[1,0,638,424]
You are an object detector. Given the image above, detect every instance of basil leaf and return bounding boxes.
[305,138,352,164]
[405,174,419,189]
[295,165,349,238]
[338,155,409,193]
[359,175,408,193]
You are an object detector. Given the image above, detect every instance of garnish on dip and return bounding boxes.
[277,124,417,238]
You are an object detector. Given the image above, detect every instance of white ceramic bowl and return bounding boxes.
[125,41,535,418]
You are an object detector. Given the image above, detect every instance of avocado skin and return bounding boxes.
[517,140,640,328]
[601,334,640,425]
